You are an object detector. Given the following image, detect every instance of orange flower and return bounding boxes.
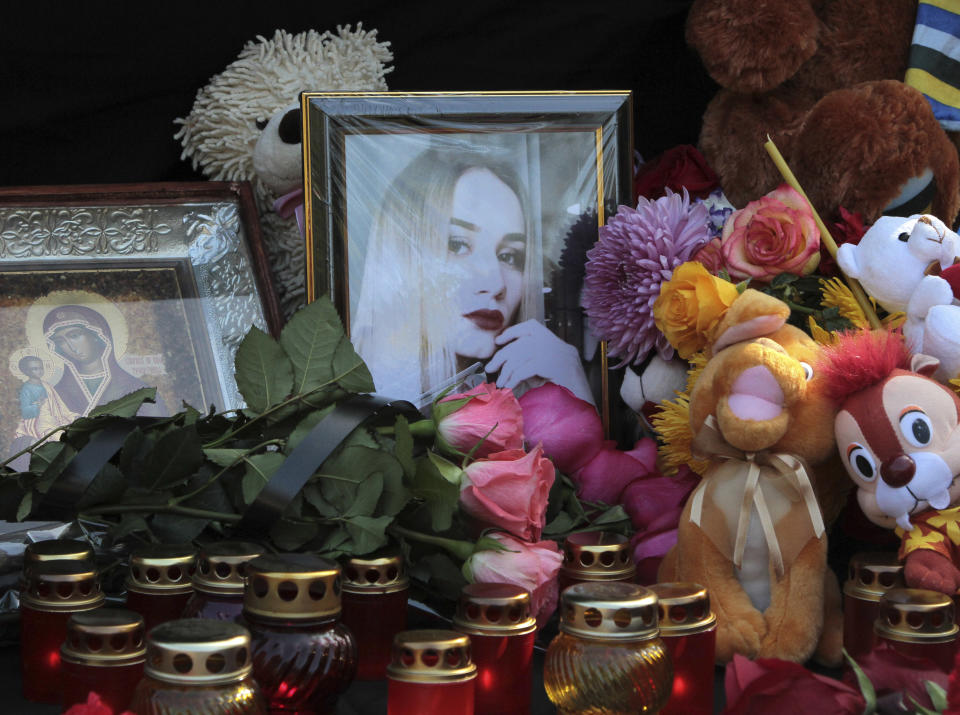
[653,261,739,358]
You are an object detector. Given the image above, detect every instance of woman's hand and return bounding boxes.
[485,319,595,405]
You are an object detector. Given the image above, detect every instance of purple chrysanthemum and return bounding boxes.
[583,189,710,365]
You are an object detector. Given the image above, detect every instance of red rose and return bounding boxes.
[844,640,949,711]
[723,655,864,714]
[518,383,603,474]
[634,144,720,203]
[64,692,135,715]
[820,206,867,277]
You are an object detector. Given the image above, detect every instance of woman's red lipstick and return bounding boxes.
[465,309,504,331]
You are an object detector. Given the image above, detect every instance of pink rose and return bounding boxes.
[622,465,700,583]
[720,184,821,282]
[460,445,555,540]
[692,237,727,275]
[519,383,603,474]
[464,532,564,627]
[436,383,524,458]
[573,437,659,505]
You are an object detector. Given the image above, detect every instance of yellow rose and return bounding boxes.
[653,261,739,358]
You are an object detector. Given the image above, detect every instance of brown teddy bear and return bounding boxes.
[658,289,848,665]
[687,0,960,227]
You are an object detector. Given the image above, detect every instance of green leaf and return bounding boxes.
[416,553,467,601]
[332,337,375,393]
[281,298,352,391]
[591,504,630,526]
[427,451,464,485]
[343,514,392,554]
[234,326,294,412]
[16,491,32,521]
[241,452,285,504]
[411,456,459,532]
[151,513,209,543]
[735,279,750,294]
[77,463,128,510]
[394,416,416,481]
[89,387,157,418]
[431,396,470,425]
[203,448,247,468]
[285,407,335,454]
[926,681,947,712]
[379,464,411,517]
[147,425,204,491]
[842,649,876,715]
[109,515,150,541]
[270,519,320,551]
[345,473,384,518]
[318,526,353,558]
[770,272,799,288]
[303,484,338,518]
[543,512,576,536]
[118,428,149,476]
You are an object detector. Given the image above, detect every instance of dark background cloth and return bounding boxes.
[0,0,712,187]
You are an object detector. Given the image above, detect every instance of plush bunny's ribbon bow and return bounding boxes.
[689,416,825,579]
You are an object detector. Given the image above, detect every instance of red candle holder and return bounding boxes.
[341,552,409,680]
[386,630,477,715]
[124,544,195,634]
[130,619,266,714]
[182,541,263,622]
[20,560,105,703]
[651,582,717,715]
[241,554,357,714]
[60,608,145,712]
[558,531,636,591]
[874,587,959,672]
[843,552,904,661]
[452,582,535,715]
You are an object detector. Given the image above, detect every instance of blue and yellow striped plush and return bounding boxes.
[906,0,960,131]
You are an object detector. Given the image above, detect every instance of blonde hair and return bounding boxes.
[353,147,543,400]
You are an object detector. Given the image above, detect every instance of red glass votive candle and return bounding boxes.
[60,608,145,712]
[124,544,195,634]
[558,531,636,591]
[182,541,263,622]
[241,554,357,713]
[20,560,105,703]
[452,583,535,715]
[875,587,959,672]
[651,582,717,715]
[843,552,903,661]
[341,552,409,680]
[387,630,477,715]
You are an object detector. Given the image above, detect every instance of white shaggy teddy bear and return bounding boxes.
[837,213,960,382]
[175,26,393,317]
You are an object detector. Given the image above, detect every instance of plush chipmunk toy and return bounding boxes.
[820,329,960,595]
[658,288,846,665]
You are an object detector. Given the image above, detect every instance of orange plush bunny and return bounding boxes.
[658,289,847,665]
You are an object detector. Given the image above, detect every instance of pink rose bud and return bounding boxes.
[436,383,524,458]
[518,383,604,474]
[459,445,555,541]
[464,532,564,627]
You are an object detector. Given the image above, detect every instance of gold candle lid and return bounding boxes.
[193,541,264,596]
[560,581,659,641]
[560,531,636,581]
[650,582,717,636]
[875,588,959,644]
[126,544,195,595]
[145,619,252,685]
[386,629,477,683]
[342,553,409,594]
[244,553,341,620]
[21,560,105,612]
[25,539,94,565]
[452,583,536,636]
[844,552,904,602]
[61,608,146,666]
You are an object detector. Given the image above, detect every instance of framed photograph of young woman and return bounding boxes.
[303,91,633,430]
[0,182,282,468]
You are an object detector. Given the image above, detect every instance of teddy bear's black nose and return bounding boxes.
[880,453,916,487]
[278,108,301,145]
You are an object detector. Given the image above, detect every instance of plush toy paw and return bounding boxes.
[905,549,960,594]
[907,275,955,320]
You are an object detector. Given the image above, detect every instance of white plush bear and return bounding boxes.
[175,26,393,318]
[837,214,960,382]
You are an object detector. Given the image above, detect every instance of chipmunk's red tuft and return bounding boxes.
[817,330,911,407]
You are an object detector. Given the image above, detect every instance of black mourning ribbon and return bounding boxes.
[37,417,152,521]
[235,394,421,535]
